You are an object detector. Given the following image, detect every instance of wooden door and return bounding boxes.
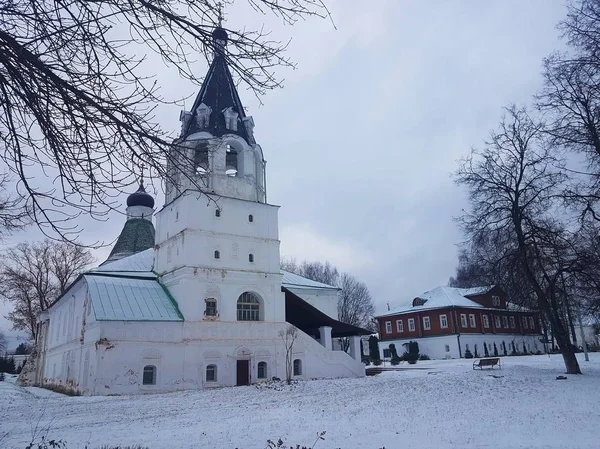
[236,360,249,386]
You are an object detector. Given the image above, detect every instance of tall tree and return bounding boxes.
[0,330,6,356]
[0,1,330,241]
[0,240,94,340]
[455,106,582,374]
[281,258,375,330]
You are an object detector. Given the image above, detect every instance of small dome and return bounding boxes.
[127,182,154,208]
[212,26,228,43]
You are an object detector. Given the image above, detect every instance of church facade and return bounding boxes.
[27,26,368,396]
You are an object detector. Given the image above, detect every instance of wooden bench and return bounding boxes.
[473,357,501,370]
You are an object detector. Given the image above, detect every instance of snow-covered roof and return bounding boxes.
[458,286,494,297]
[85,274,182,322]
[281,270,339,290]
[91,248,154,273]
[379,286,488,317]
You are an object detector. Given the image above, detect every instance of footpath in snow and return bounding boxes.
[1,354,599,449]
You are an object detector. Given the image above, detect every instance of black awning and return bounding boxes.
[284,288,371,338]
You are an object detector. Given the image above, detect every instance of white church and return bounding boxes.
[26,25,368,396]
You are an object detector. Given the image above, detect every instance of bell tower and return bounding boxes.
[154,24,283,324]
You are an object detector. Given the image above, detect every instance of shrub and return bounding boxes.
[402,341,419,364]
[484,342,489,357]
[464,348,473,359]
[368,336,381,362]
[362,357,370,365]
[511,341,517,356]
[418,354,430,361]
[372,359,382,366]
[502,341,508,356]
[493,342,499,357]
[522,342,528,355]
[390,358,401,366]
[474,345,479,358]
[0,372,5,381]
[389,344,401,365]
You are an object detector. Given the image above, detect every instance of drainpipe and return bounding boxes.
[453,308,462,358]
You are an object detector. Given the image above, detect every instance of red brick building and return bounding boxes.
[375,286,542,359]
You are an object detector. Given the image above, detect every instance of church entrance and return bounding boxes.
[236,360,250,386]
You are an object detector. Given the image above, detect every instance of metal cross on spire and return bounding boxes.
[216,2,224,26]
[139,163,145,187]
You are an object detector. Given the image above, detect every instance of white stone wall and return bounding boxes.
[379,333,545,360]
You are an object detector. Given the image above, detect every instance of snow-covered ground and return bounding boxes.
[1,354,599,449]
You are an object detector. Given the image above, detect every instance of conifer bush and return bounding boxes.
[464,348,474,359]
[493,342,499,357]
[484,342,489,357]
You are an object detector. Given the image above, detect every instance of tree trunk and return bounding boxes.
[553,322,582,374]
[564,298,578,344]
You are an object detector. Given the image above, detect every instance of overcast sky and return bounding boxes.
[0,1,569,348]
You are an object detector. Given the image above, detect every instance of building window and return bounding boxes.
[423,316,431,330]
[142,365,156,385]
[383,348,391,358]
[205,298,217,317]
[494,316,501,329]
[385,321,392,334]
[482,315,489,328]
[445,344,450,352]
[396,319,403,332]
[510,316,516,328]
[195,148,209,175]
[440,314,448,329]
[469,314,476,328]
[257,362,267,379]
[492,296,500,306]
[408,318,415,332]
[175,211,179,221]
[248,214,254,223]
[502,316,509,328]
[215,209,221,217]
[529,316,535,329]
[249,253,254,263]
[206,364,217,382]
[214,250,220,259]
[460,314,468,328]
[293,359,302,376]
[522,316,528,329]
[237,292,260,321]
[226,145,238,177]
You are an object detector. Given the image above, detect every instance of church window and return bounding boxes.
[206,364,217,382]
[195,147,209,175]
[249,254,254,263]
[237,292,260,321]
[248,214,254,223]
[205,298,217,317]
[257,361,267,379]
[226,145,238,177]
[293,359,302,376]
[142,365,156,385]
[215,209,221,217]
[214,250,220,259]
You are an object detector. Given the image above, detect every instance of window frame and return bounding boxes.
[492,295,500,307]
[502,316,509,329]
[248,253,254,263]
[482,314,489,329]
[248,214,254,223]
[385,321,392,334]
[293,359,302,376]
[440,314,448,329]
[529,316,535,329]
[494,315,501,329]
[257,361,267,379]
[142,365,156,386]
[522,316,528,329]
[408,318,416,332]
[204,298,217,317]
[460,314,468,328]
[237,292,261,321]
[206,364,217,382]
[214,250,220,259]
[396,319,403,332]
[469,314,476,328]
[423,316,431,330]
[510,316,516,328]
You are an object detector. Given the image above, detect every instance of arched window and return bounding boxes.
[214,250,220,259]
[257,361,267,379]
[226,144,238,177]
[143,365,156,385]
[248,254,254,263]
[293,359,302,376]
[215,209,221,217]
[206,364,217,382]
[248,214,254,223]
[237,292,260,321]
[205,298,217,317]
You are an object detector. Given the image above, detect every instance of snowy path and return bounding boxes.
[1,354,599,449]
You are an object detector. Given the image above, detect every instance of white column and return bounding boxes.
[348,336,362,361]
[319,326,332,350]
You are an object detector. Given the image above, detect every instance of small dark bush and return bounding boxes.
[418,354,430,361]
[372,359,382,366]
[390,358,401,365]
[464,349,473,359]
[493,342,499,357]
[483,342,489,357]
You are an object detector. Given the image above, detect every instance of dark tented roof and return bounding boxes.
[182,31,252,144]
[284,288,371,338]
[104,219,155,264]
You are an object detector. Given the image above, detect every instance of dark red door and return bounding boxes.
[236,360,249,386]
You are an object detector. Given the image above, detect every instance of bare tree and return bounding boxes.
[278,325,298,385]
[0,1,331,241]
[455,106,582,374]
[0,330,6,356]
[0,240,94,340]
[281,258,376,330]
